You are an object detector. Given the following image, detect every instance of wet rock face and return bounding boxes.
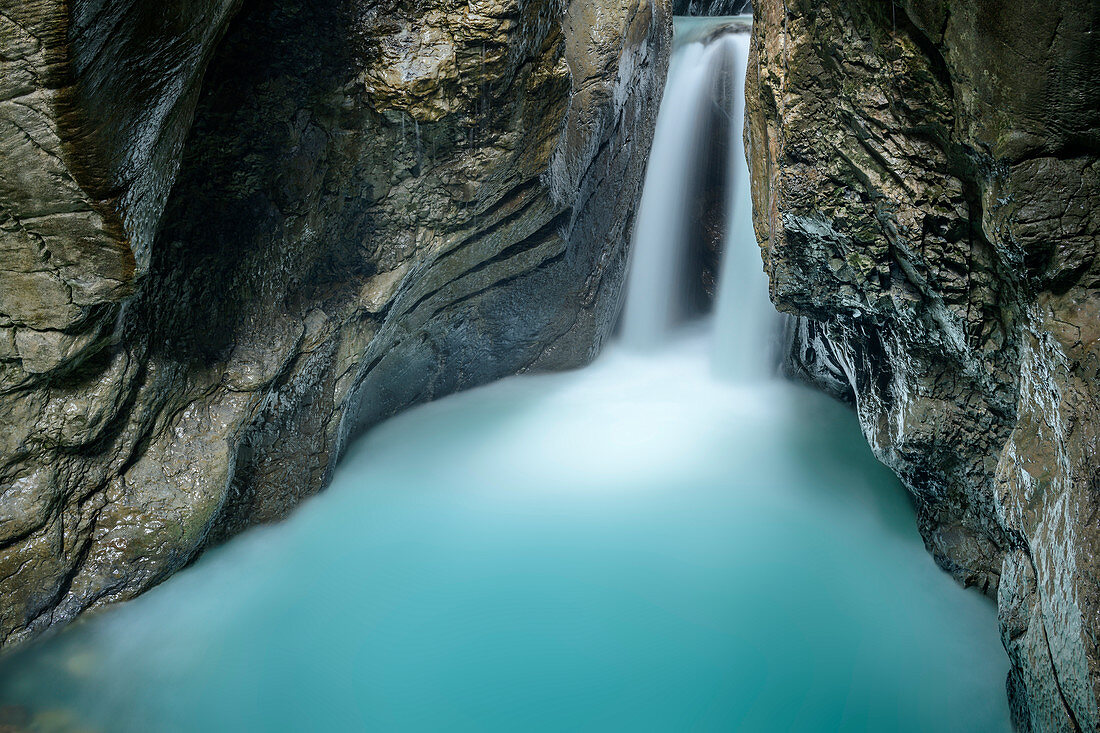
[671,0,750,16]
[0,0,669,644]
[0,0,239,376]
[747,0,1100,728]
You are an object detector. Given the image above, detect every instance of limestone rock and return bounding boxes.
[0,0,670,646]
[746,0,1100,728]
[671,0,751,16]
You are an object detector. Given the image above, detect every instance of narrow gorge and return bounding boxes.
[0,1,1096,731]
[0,0,668,644]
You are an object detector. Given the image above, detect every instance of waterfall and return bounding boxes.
[710,29,779,380]
[620,17,778,380]
[0,16,1012,733]
[618,39,718,347]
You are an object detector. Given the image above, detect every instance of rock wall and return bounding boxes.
[671,0,750,16]
[747,1,1100,730]
[0,0,670,645]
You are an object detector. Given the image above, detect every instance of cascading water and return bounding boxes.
[0,18,1011,733]
[709,29,779,380]
[622,19,777,380]
[619,37,722,347]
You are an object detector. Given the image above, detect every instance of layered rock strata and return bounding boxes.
[0,0,669,645]
[747,1,1100,729]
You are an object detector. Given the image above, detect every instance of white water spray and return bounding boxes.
[619,39,720,347]
[710,29,779,380]
[621,18,779,381]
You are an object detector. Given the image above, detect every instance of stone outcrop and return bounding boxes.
[0,0,669,645]
[747,1,1100,729]
[671,0,750,16]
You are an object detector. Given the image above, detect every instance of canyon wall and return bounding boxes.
[747,1,1100,730]
[0,0,670,645]
[671,0,750,16]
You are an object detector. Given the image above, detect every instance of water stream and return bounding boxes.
[0,17,1011,733]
